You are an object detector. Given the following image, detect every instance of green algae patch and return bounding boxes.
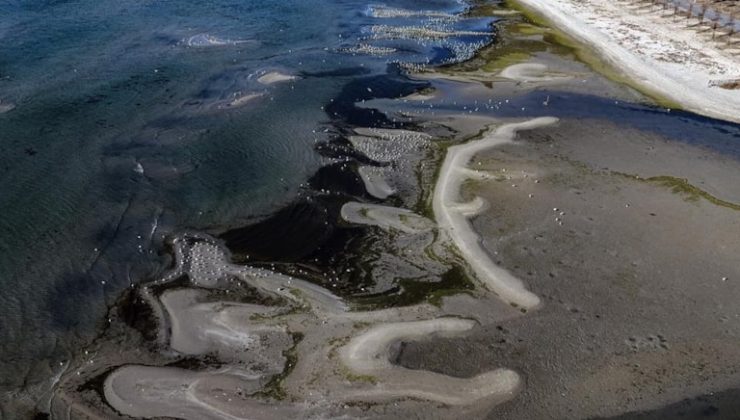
[512,22,548,36]
[647,176,740,211]
[444,23,546,74]
[415,124,490,221]
[340,366,378,385]
[614,172,740,211]
[258,331,304,401]
[351,265,476,309]
[443,0,681,109]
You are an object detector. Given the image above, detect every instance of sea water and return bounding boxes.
[0,0,494,410]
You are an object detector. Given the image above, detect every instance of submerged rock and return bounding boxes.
[185,33,255,48]
[0,100,15,113]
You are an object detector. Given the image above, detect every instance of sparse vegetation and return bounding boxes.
[258,332,304,401]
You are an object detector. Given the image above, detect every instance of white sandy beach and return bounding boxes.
[513,0,740,123]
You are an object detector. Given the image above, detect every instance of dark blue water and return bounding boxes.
[0,0,495,411]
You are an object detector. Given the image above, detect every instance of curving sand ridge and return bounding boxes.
[370,25,494,41]
[368,5,455,19]
[448,195,489,217]
[433,117,560,310]
[221,92,265,109]
[160,288,292,365]
[339,318,521,405]
[413,61,573,86]
[511,0,740,123]
[104,365,300,419]
[340,202,434,233]
[72,235,521,419]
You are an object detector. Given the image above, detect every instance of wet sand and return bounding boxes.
[49,235,521,419]
[0,100,14,113]
[398,117,740,419]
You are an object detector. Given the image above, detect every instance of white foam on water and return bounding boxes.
[218,92,265,109]
[367,6,455,19]
[370,25,493,41]
[340,44,398,56]
[185,33,254,48]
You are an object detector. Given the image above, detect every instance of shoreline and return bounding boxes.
[28,0,740,418]
[510,0,740,123]
[432,117,559,310]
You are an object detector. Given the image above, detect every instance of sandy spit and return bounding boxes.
[512,0,740,123]
[433,117,559,310]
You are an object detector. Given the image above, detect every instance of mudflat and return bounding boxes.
[398,117,740,419]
